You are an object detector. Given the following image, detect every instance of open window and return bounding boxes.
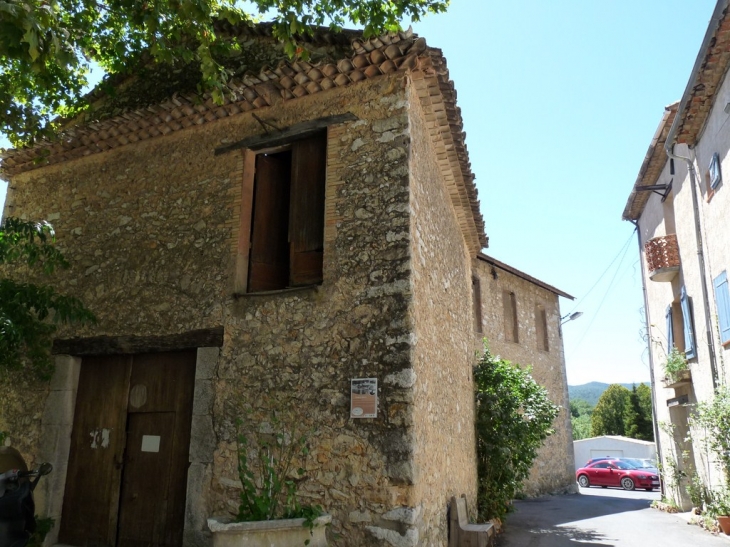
[237,132,327,293]
[665,289,696,359]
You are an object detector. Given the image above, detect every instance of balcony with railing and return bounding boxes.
[645,234,680,282]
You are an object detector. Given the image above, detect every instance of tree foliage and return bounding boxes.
[474,346,559,521]
[0,0,449,146]
[590,383,653,441]
[570,398,593,441]
[0,217,95,379]
[624,384,653,441]
[591,384,630,436]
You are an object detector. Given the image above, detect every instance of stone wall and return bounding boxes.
[405,81,478,545]
[1,71,482,546]
[473,259,576,496]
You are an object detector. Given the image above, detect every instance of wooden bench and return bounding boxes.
[448,495,494,547]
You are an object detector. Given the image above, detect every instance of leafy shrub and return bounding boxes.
[236,412,322,536]
[689,386,730,483]
[474,345,559,521]
[662,346,688,382]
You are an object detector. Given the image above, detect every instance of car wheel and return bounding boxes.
[621,477,635,491]
[577,475,590,488]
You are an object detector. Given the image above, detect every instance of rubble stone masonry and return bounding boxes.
[1,71,480,546]
[473,261,576,497]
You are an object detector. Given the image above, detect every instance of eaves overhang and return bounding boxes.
[477,253,575,300]
[622,103,678,221]
[669,0,730,148]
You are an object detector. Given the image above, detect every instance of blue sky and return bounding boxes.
[0,0,718,385]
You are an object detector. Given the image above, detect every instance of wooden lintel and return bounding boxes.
[52,327,224,356]
[215,113,358,156]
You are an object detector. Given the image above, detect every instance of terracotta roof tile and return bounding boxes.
[673,2,730,146]
[1,25,487,250]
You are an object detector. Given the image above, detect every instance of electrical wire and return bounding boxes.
[567,228,636,357]
[564,228,636,317]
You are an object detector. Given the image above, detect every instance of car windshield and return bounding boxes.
[621,458,642,468]
[613,461,635,470]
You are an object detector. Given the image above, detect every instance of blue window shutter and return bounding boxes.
[680,286,696,359]
[665,305,674,352]
[714,271,730,344]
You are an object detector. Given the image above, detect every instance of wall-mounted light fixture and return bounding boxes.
[560,311,583,325]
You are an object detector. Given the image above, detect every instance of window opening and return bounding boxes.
[535,304,548,352]
[680,286,696,359]
[242,131,327,293]
[503,290,518,343]
[473,276,483,334]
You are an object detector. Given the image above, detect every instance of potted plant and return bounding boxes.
[708,489,730,535]
[662,346,690,386]
[208,412,330,547]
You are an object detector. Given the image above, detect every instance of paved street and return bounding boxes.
[497,486,729,546]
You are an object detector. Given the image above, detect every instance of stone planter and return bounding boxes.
[208,515,331,547]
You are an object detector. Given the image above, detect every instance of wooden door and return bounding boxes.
[59,355,132,546]
[59,350,195,547]
[117,351,195,547]
[117,412,176,547]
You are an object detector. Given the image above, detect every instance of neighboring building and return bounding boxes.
[573,436,657,472]
[623,0,730,510]
[473,253,577,496]
[0,25,488,547]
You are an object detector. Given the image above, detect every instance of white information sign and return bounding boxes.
[141,435,161,453]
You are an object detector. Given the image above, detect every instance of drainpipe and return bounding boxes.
[663,145,719,390]
[629,219,664,495]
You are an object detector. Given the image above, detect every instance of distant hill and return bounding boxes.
[568,382,649,406]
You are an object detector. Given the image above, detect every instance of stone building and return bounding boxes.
[0,25,487,547]
[622,0,730,510]
[0,21,579,546]
[473,253,576,496]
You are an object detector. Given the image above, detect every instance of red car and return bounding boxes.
[576,459,660,491]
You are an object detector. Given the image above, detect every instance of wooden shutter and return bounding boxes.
[714,271,730,344]
[680,286,696,359]
[248,152,291,292]
[665,305,674,352]
[289,133,326,286]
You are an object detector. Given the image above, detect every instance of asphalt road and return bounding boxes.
[497,485,730,546]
